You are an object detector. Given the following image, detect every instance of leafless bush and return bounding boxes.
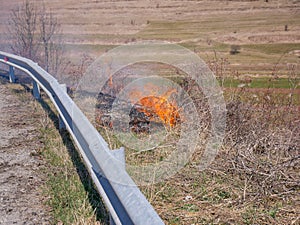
[230,45,241,55]
[207,51,231,87]
[63,54,94,92]
[205,54,299,201]
[223,87,299,200]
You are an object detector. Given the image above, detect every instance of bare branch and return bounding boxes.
[6,0,64,77]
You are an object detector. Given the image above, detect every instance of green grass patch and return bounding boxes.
[38,99,108,224]
[220,77,300,89]
[64,43,116,54]
[243,43,300,55]
[181,204,199,212]
[242,207,259,225]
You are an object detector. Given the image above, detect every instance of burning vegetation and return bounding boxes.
[131,88,180,127]
[96,89,181,134]
[137,95,180,127]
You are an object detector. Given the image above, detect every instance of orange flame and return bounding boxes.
[135,89,180,127]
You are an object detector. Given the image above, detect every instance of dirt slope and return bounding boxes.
[0,80,51,224]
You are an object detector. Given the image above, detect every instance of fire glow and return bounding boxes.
[132,89,180,127]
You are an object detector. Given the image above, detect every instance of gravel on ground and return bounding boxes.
[0,80,51,224]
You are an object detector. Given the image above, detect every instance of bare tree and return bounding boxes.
[8,0,39,61]
[7,0,64,76]
[39,4,63,76]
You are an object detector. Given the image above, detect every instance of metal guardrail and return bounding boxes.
[0,51,164,225]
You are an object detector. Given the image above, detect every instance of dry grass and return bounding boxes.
[134,82,299,224]
[91,60,299,224]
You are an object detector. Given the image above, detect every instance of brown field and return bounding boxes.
[0,0,299,75]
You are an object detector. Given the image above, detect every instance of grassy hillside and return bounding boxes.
[0,0,299,76]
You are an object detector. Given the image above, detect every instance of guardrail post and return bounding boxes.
[33,80,40,100]
[9,65,16,83]
[59,84,67,130]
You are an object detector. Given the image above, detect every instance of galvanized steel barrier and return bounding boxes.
[0,51,164,225]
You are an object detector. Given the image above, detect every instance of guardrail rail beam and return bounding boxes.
[0,51,165,225]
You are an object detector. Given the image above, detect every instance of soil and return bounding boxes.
[0,80,51,224]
